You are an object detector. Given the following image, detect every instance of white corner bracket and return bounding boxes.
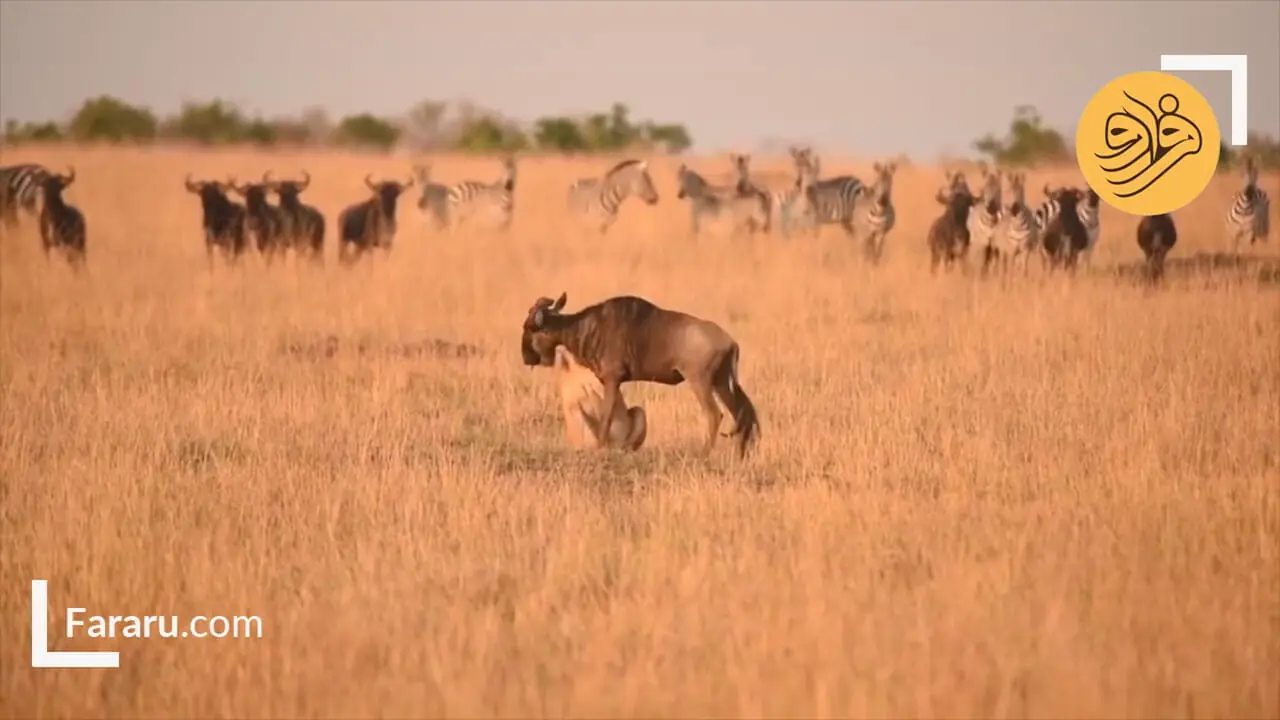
[1160,54,1248,146]
[31,580,119,668]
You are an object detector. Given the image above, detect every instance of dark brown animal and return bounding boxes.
[520,293,760,458]
[268,170,325,264]
[337,174,414,265]
[38,166,86,269]
[1136,213,1178,282]
[185,174,248,267]
[229,174,288,262]
[1040,184,1090,272]
[926,174,975,274]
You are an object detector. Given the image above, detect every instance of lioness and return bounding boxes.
[554,344,647,451]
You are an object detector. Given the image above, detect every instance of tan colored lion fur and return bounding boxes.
[554,344,647,451]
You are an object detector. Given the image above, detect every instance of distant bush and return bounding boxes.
[1,96,696,157]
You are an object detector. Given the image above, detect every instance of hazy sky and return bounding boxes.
[1,1,1277,158]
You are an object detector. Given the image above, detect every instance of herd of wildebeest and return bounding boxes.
[0,149,1272,457]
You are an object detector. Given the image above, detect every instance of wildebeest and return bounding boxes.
[1039,184,1090,272]
[926,170,976,273]
[185,174,248,266]
[521,293,760,458]
[337,174,414,265]
[554,345,647,451]
[269,171,325,263]
[38,166,86,268]
[1137,213,1178,282]
[230,174,288,262]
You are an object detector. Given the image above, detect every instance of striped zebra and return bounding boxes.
[0,163,53,229]
[566,159,660,235]
[858,161,897,264]
[1033,186,1101,265]
[412,164,452,232]
[994,171,1039,276]
[675,163,769,237]
[1226,156,1271,251]
[38,166,86,268]
[968,164,1003,263]
[733,148,812,238]
[444,157,517,232]
[792,158,866,240]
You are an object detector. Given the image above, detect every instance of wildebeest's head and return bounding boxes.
[1044,183,1084,216]
[228,174,273,210]
[184,174,236,211]
[365,174,414,218]
[521,292,569,367]
[270,170,311,206]
[40,166,76,200]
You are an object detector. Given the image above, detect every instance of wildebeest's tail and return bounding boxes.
[726,343,760,458]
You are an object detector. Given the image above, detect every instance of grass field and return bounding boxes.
[2,145,1278,718]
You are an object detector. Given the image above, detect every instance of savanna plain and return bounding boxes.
[1,145,1278,718]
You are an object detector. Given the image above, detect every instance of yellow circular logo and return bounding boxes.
[1076,71,1220,216]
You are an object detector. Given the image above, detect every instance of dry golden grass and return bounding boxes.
[2,145,1278,719]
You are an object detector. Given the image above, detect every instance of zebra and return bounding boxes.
[794,160,865,240]
[566,159,660,235]
[269,170,325,264]
[993,170,1039,276]
[229,174,289,262]
[733,148,812,238]
[675,163,769,238]
[184,174,248,267]
[444,157,517,232]
[858,161,897,264]
[412,164,452,232]
[337,174,414,265]
[0,163,53,230]
[1226,156,1271,251]
[968,164,1003,267]
[37,166,86,269]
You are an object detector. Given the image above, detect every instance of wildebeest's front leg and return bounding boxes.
[596,374,623,449]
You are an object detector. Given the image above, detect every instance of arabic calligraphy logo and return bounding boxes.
[1077,71,1220,216]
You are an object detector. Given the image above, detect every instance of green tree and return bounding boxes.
[533,116,588,151]
[165,99,246,144]
[972,105,1069,166]
[333,113,400,150]
[68,96,157,142]
[3,119,64,144]
[452,116,528,153]
[642,122,692,154]
[242,118,278,146]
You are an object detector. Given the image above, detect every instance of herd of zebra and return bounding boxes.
[0,148,1270,273]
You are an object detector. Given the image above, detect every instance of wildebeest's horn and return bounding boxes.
[1043,183,1053,197]
[365,174,377,191]
[63,166,76,185]
[552,293,567,312]
[262,170,275,185]
[297,170,311,190]
[402,175,415,190]
[185,173,200,193]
